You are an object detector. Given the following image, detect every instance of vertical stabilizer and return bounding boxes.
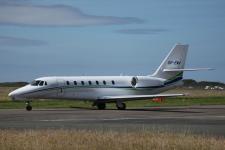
[152,44,189,83]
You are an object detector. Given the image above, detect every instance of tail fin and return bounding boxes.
[152,44,189,82]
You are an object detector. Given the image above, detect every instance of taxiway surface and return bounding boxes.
[0,105,225,136]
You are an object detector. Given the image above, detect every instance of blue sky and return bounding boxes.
[0,0,225,82]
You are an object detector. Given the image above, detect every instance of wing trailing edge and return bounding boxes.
[100,93,185,101]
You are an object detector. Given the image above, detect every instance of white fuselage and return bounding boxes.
[8,75,182,102]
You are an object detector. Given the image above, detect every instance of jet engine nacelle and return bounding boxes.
[131,76,164,88]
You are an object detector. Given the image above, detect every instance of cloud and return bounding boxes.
[0,0,29,4]
[0,36,47,46]
[116,28,168,35]
[0,4,144,27]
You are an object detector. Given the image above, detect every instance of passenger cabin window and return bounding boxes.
[81,81,85,85]
[112,80,115,85]
[66,81,70,85]
[103,80,106,85]
[74,81,77,85]
[88,81,92,85]
[96,81,99,85]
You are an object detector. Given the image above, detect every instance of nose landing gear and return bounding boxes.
[25,101,32,111]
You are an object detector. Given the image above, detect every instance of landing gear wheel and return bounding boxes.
[25,101,32,111]
[26,105,32,111]
[116,102,126,110]
[97,103,106,110]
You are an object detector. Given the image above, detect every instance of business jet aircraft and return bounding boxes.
[8,44,211,111]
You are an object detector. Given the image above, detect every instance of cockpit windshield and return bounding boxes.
[30,80,47,86]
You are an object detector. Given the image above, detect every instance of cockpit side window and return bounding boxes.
[31,80,48,86]
[39,81,44,86]
[31,80,41,86]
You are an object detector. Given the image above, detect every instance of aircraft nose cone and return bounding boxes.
[8,91,16,100]
[8,85,31,100]
[8,91,13,97]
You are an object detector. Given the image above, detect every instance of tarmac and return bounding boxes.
[0,105,225,136]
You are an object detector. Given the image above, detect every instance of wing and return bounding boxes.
[99,93,185,101]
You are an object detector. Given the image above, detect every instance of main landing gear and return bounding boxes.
[116,101,126,110]
[96,103,106,110]
[25,101,32,111]
[93,101,126,110]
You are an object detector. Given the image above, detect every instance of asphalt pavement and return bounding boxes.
[0,105,225,136]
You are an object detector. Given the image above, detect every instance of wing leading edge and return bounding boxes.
[100,93,185,101]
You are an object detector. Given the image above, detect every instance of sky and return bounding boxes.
[0,0,225,82]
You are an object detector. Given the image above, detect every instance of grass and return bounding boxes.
[0,129,224,150]
[0,100,92,109]
[143,97,225,107]
[0,87,17,101]
[166,88,225,98]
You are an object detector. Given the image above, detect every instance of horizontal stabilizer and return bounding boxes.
[163,68,214,72]
[100,93,185,101]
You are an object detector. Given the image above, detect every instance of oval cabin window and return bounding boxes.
[131,77,137,87]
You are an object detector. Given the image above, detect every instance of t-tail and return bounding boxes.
[152,43,212,84]
[152,43,188,84]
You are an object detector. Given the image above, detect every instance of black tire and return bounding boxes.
[116,103,126,110]
[97,103,106,110]
[26,105,32,111]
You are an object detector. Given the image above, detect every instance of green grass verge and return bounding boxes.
[0,97,225,109]
[0,100,91,109]
[140,97,225,107]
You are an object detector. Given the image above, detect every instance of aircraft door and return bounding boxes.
[57,79,65,97]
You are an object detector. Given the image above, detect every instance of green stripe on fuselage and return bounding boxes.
[166,71,183,82]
